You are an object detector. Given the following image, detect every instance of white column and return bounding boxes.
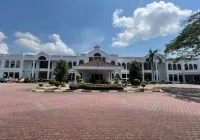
[32,60,35,78]
[108,72,110,82]
[1,60,5,69]
[165,62,169,81]
[177,74,179,83]
[156,60,158,81]
[118,69,122,84]
[152,72,154,81]
[47,60,50,79]
[118,69,122,78]
[74,70,77,84]
[20,59,24,78]
[167,74,169,82]
[15,60,17,68]
[183,74,186,83]
[9,60,11,68]
[142,62,144,81]
[71,73,73,81]
[198,58,200,70]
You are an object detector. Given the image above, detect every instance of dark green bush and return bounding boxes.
[61,82,66,87]
[141,83,146,88]
[133,79,140,86]
[49,79,56,85]
[54,81,61,87]
[49,79,63,87]
[38,79,49,82]
[165,81,173,84]
[141,83,146,92]
[39,83,43,87]
[31,79,38,83]
[69,83,123,90]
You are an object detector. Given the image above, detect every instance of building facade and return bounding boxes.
[0,45,200,83]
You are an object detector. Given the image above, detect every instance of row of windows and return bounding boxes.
[168,64,181,70]
[4,60,21,68]
[68,60,84,68]
[117,62,152,70]
[169,74,183,82]
[184,64,198,70]
[168,63,198,70]
[89,57,106,62]
[3,72,20,78]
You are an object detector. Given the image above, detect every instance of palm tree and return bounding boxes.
[146,49,163,81]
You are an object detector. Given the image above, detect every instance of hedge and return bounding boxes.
[69,83,124,90]
[49,79,66,87]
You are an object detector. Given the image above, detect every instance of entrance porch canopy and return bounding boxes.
[73,60,122,83]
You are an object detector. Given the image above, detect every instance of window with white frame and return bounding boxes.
[169,74,173,81]
[10,61,15,68]
[16,60,21,68]
[194,64,198,69]
[177,64,181,70]
[168,63,172,70]
[5,60,10,68]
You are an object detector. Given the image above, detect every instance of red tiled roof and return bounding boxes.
[79,60,116,67]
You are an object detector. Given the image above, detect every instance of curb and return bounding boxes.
[32,89,162,93]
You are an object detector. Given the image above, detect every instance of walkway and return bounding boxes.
[0,83,199,139]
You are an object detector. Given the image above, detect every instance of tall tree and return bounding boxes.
[146,49,163,81]
[165,11,200,62]
[128,61,142,84]
[54,60,68,83]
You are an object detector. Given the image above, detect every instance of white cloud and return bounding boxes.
[72,28,104,53]
[0,32,9,54]
[112,1,192,47]
[14,32,75,55]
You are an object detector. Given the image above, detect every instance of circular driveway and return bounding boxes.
[0,83,200,139]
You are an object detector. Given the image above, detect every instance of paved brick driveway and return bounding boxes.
[0,83,200,140]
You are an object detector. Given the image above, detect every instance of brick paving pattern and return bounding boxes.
[0,83,200,139]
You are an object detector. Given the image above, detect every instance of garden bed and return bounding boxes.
[69,83,124,90]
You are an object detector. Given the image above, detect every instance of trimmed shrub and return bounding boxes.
[38,79,49,82]
[165,81,173,84]
[141,83,146,92]
[79,78,83,83]
[39,83,43,87]
[31,79,38,83]
[76,74,82,82]
[54,81,61,87]
[133,79,140,86]
[49,79,63,87]
[61,82,66,87]
[49,79,56,85]
[69,83,123,90]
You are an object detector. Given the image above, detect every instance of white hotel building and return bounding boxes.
[0,45,200,83]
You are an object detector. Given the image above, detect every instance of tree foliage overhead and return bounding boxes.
[54,60,68,83]
[146,49,163,81]
[128,61,143,84]
[165,11,200,62]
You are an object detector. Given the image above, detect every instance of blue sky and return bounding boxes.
[0,0,199,56]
